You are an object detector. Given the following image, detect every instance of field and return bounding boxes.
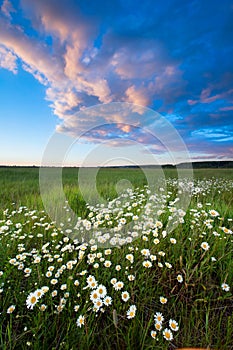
[0,167,233,349]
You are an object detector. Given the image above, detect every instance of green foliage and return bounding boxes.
[0,167,232,349]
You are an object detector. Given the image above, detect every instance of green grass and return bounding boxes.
[0,167,232,349]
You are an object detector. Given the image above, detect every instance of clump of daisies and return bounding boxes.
[151,311,179,341]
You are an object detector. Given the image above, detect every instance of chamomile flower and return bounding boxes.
[209,210,219,217]
[7,305,15,314]
[221,283,230,292]
[41,286,49,293]
[163,328,173,341]
[121,291,130,302]
[51,290,57,297]
[151,330,157,339]
[155,322,163,331]
[26,292,39,309]
[126,305,137,319]
[114,281,124,291]
[201,242,210,251]
[74,305,80,312]
[103,296,112,306]
[110,278,117,285]
[154,312,164,323]
[143,260,152,268]
[126,254,134,263]
[94,299,103,310]
[50,279,58,285]
[128,274,135,281]
[96,285,107,298]
[34,289,44,299]
[169,319,179,331]
[159,296,167,304]
[76,315,85,328]
[90,290,100,302]
[177,274,183,283]
[40,304,47,311]
[104,260,112,268]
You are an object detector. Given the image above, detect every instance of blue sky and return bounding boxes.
[0,0,233,166]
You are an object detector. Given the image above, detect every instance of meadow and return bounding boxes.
[0,166,232,349]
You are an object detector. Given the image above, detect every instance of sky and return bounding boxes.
[0,0,233,166]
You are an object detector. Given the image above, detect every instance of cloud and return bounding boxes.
[1,0,15,19]
[0,0,233,160]
[0,44,17,73]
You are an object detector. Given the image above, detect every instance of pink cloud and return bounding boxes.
[0,44,17,73]
[124,85,149,106]
[219,106,233,111]
[187,99,198,105]
[1,0,15,19]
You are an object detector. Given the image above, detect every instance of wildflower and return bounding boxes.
[221,283,230,292]
[104,260,112,268]
[96,285,107,298]
[177,274,183,283]
[103,296,112,306]
[165,262,172,269]
[143,260,152,268]
[94,299,103,310]
[86,275,95,284]
[209,210,219,217]
[7,305,15,314]
[41,286,49,293]
[24,268,32,274]
[110,278,117,285]
[40,304,47,311]
[150,255,157,261]
[74,280,80,287]
[34,289,44,299]
[76,315,85,327]
[50,279,58,285]
[170,238,176,244]
[201,242,210,251]
[114,281,124,291]
[74,305,80,312]
[163,328,173,341]
[154,312,164,323]
[126,254,134,263]
[141,249,150,257]
[51,290,57,297]
[127,305,137,319]
[121,291,130,302]
[169,319,179,331]
[26,292,39,309]
[115,265,121,271]
[151,330,157,339]
[90,290,100,302]
[56,303,64,313]
[160,296,167,304]
[128,275,135,281]
[155,322,162,331]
